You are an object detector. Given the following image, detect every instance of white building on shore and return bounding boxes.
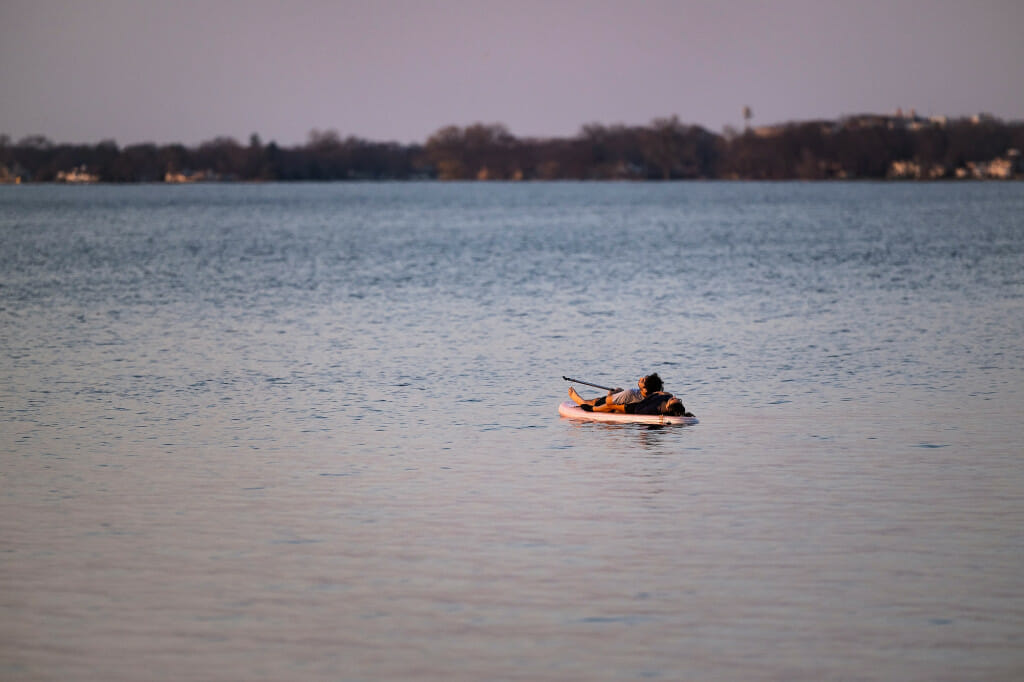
[56,165,99,183]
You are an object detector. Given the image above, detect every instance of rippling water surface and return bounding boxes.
[2,182,1023,680]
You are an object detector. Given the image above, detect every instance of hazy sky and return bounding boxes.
[2,0,1022,146]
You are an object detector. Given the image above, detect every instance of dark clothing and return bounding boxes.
[624,392,675,415]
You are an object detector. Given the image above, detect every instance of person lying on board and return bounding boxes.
[585,391,694,418]
[568,373,663,409]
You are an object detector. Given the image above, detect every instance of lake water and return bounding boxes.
[1,181,1023,681]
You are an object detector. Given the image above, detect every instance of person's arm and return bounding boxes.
[592,389,627,411]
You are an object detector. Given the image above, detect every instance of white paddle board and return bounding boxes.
[558,401,698,426]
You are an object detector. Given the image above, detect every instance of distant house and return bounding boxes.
[984,149,1021,179]
[985,159,1013,179]
[955,150,1021,179]
[752,125,785,138]
[164,170,192,183]
[164,169,220,183]
[842,109,938,132]
[0,163,29,183]
[841,114,893,130]
[56,165,99,183]
[887,160,948,180]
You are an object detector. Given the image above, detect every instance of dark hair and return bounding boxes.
[663,398,685,416]
[644,373,663,393]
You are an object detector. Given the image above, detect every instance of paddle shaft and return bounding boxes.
[562,376,616,392]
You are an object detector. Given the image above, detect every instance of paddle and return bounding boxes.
[562,376,616,392]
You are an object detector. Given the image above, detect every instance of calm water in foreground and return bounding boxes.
[1,182,1023,681]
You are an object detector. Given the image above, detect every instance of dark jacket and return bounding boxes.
[624,392,674,415]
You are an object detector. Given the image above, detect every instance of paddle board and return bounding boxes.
[558,401,698,426]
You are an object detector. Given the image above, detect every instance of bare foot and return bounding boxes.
[568,386,585,405]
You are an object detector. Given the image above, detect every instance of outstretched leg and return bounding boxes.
[568,386,587,405]
[590,400,627,413]
[569,386,607,407]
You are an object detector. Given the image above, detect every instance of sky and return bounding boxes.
[2,0,1022,147]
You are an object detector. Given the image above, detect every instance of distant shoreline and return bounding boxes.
[3,177,1022,186]
[3,113,1022,183]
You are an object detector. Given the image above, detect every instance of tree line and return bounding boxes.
[2,114,1022,183]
